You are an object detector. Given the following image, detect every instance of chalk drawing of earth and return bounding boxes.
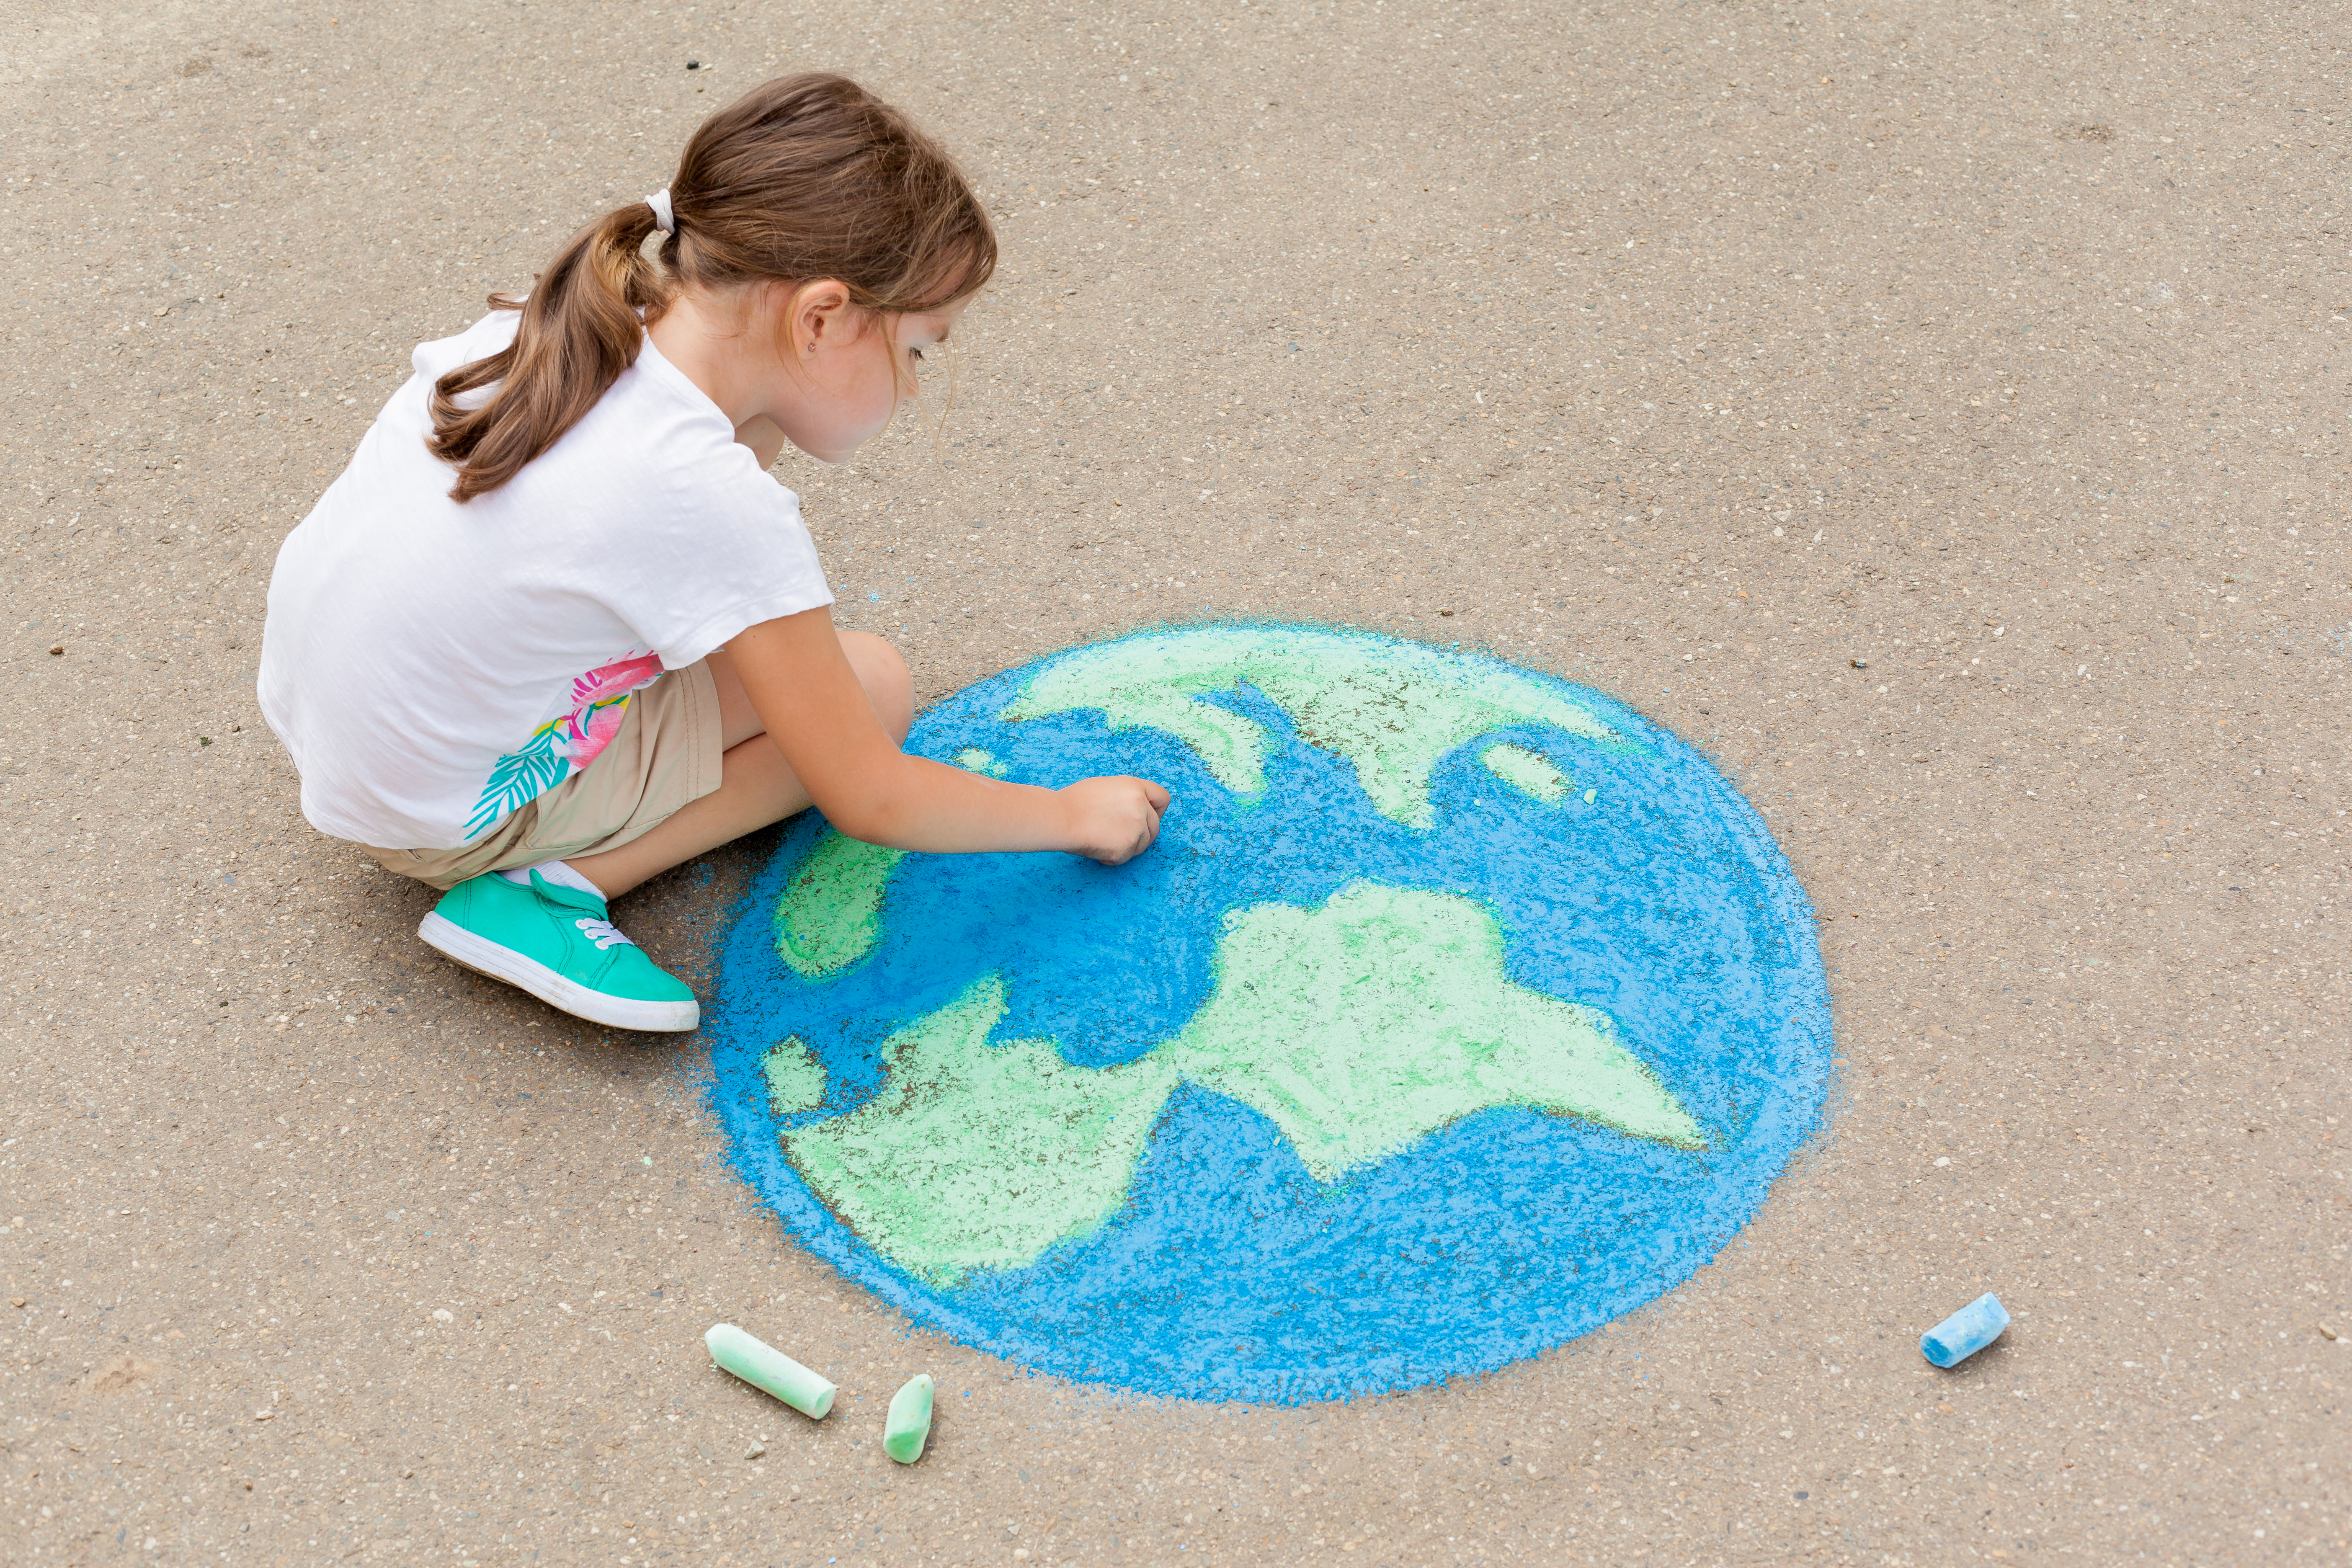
[707,624,1831,1403]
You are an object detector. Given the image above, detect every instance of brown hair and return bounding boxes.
[427,73,995,502]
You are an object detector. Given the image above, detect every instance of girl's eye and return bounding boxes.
[908,347,926,363]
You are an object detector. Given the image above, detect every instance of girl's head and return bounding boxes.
[429,73,995,500]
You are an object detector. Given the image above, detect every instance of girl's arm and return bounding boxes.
[734,415,788,469]
[726,609,1168,864]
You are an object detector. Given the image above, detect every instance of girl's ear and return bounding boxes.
[787,279,856,362]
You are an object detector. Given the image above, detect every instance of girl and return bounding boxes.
[258,74,1168,1033]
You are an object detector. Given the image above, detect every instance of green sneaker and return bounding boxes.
[418,870,699,1032]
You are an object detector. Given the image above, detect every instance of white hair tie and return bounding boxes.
[645,188,676,236]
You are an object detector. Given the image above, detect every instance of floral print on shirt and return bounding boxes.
[463,652,666,841]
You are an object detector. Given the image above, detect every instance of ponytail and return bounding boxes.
[427,203,671,502]
[426,73,995,503]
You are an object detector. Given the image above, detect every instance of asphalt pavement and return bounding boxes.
[2,1,2345,1564]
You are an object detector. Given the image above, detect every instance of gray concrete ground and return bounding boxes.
[2,0,2346,1563]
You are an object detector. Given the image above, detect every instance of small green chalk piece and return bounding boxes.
[882,1373,934,1464]
[704,1323,836,1419]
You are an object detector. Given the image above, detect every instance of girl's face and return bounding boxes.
[766,293,962,466]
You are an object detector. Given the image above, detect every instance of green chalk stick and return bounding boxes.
[882,1373,934,1464]
[704,1323,836,1419]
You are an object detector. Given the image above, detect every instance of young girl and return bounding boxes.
[258,74,1167,1033]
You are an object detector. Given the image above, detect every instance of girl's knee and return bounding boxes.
[840,630,914,741]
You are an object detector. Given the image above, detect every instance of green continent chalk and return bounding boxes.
[783,977,1180,1287]
[774,829,907,977]
[779,886,1702,1284]
[1002,624,1626,828]
[882,1373,934,1464]
[704,1323,836,1419]
[1478,742,1573,805]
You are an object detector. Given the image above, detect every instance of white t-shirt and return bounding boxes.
[258,309,831,850]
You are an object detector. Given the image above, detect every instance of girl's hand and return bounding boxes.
[1057,776,1171,865]
[728,610,1173,863]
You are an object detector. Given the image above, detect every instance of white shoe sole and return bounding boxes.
[419,911,700,1033]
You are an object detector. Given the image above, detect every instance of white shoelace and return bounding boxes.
[575,917,637,952]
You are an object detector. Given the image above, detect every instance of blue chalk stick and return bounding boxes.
[1920,1292,2010,1368]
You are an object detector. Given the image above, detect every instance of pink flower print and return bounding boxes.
[571,652,666,709]
[464,652,668,840]
[552,653,665,770]
[557,695,634,769]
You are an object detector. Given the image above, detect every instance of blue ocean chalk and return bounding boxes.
[1921,1292,2010,1368]
[707,625,1834,1403]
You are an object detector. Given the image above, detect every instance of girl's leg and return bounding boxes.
[565,632,913,899]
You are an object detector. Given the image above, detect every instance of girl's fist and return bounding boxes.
[1059,776,1171,865]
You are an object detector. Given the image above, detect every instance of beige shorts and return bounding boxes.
[363,661,725,891]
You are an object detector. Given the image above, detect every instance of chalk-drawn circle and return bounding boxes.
[707,625,1830,1403]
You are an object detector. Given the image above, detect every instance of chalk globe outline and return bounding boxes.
[707,624,1833,1403]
